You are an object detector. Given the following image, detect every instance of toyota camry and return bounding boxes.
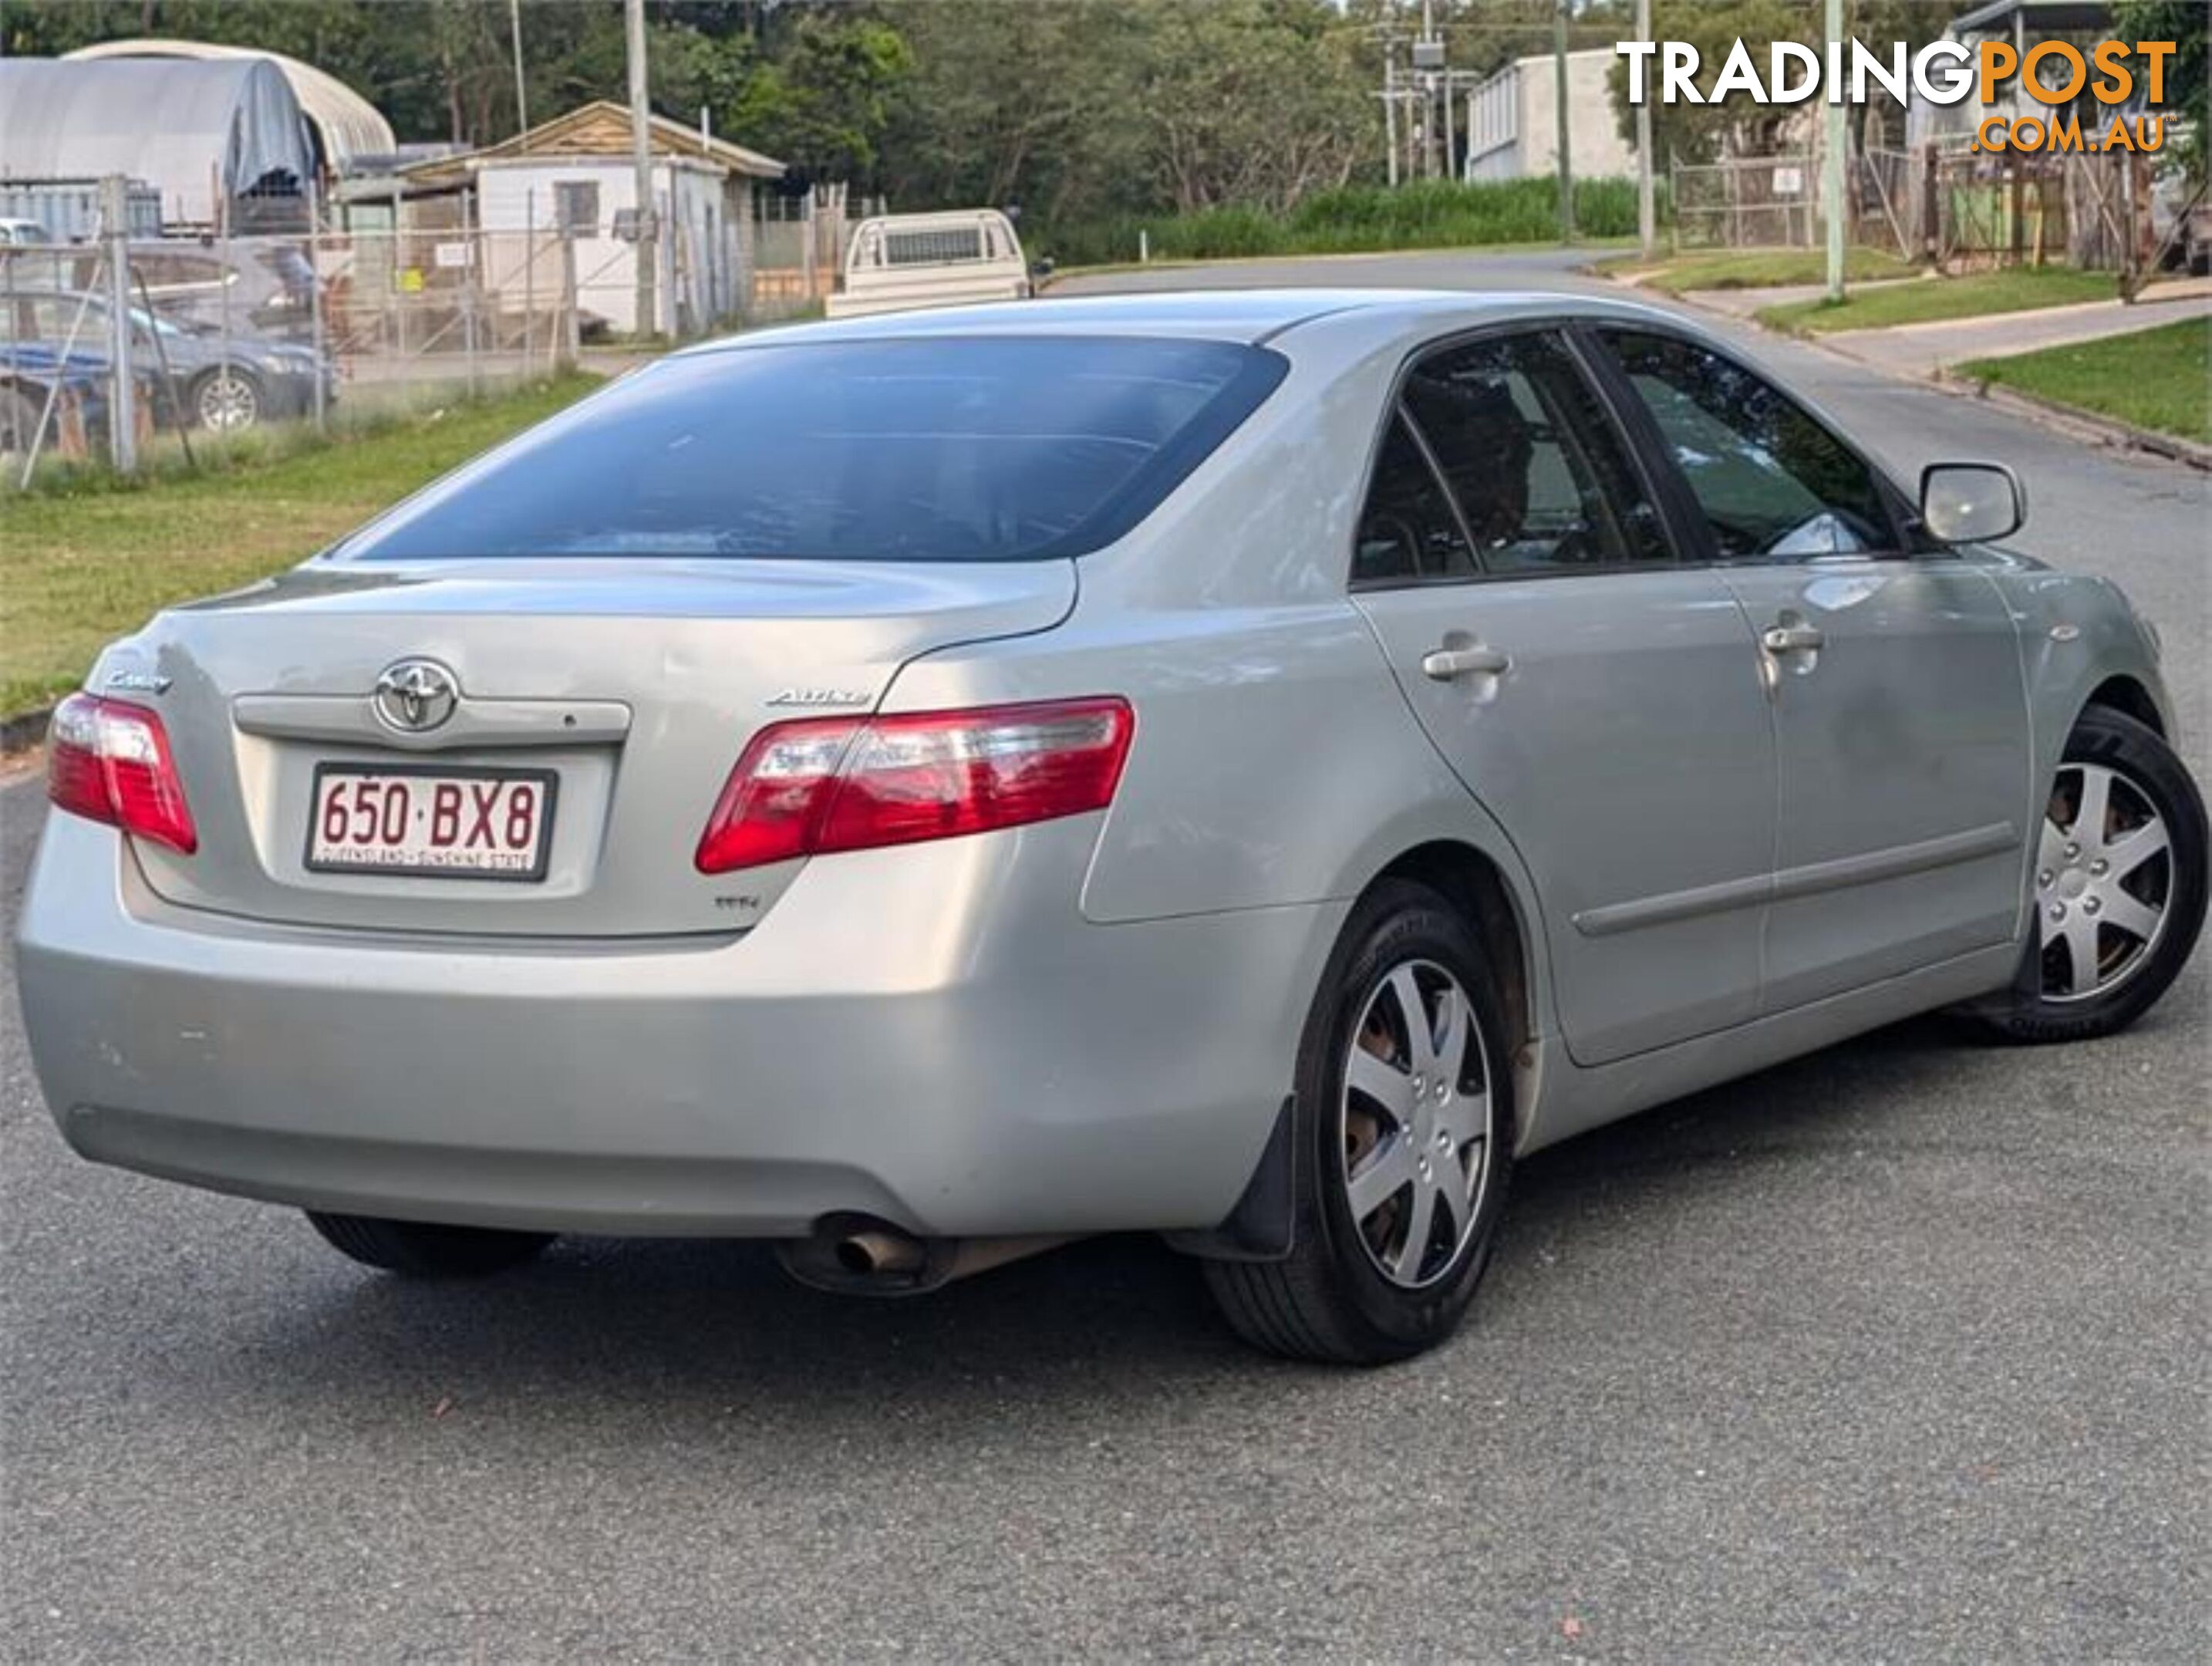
[18,291,2205,1363]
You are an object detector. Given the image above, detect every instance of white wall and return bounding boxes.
[1463,48,1635,184]
[476,157,733,334]
[1513,49,1636,182]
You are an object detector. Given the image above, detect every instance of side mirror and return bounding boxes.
[1919,461,2025,544]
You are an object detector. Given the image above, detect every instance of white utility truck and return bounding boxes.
[824,210,1030,319]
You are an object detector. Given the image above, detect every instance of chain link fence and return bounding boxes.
[1667,154,1819,251]
[2,177,870,485]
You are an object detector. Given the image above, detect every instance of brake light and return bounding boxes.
[696,697,1134,874]
[46,692,198,855]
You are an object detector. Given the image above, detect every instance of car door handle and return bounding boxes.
[1421,645,1512,680]
[1761,622,1825,654]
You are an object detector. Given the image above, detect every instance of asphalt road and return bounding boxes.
[3,251,2207,1663]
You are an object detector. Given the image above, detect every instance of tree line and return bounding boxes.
[5,2,2193,250]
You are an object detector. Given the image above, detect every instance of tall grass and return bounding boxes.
[1044,177,1659,268]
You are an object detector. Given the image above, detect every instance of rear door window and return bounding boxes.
[1404,330,1671,573]
[338,336,1287,564]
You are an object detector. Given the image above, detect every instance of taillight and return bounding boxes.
[696,697,1133,875]
[46,692,198,855]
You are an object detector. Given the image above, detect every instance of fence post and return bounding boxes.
[559,228,579,369]
[524,191,537,369]
[307,177,329,433]
[100,174,138,474]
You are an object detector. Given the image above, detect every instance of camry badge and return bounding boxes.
[766,687,872,708]
[373,659,460,733]
[105,669,173,695]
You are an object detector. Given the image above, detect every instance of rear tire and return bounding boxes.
[305,1212,554,1277]
[1205,880,1514,1364]
[1968,707,2207,1044]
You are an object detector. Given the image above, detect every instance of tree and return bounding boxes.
[2119,0,2208,174]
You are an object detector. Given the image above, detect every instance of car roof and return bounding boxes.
[681,288,1693,355]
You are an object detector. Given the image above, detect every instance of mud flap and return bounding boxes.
[1160,1097,1297,1263]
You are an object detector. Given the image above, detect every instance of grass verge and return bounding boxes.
[1953,317,2212,445]
[1757,265,2116,334]
[0,372,599,718]
[1603,245,1921,294]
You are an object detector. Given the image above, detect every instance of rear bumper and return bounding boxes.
[17,812,1338,1239]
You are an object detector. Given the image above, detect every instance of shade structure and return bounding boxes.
[0,56,317,229]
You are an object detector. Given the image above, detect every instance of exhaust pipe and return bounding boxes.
[780,1214,1075,1295]
[834,1229,926,1277]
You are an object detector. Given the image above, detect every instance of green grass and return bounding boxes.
[0,373,599,718]
[1607,245,1921,295]
[1044,177,1661,268]
[1757,265,2117,334]
[1954,318,2212,445]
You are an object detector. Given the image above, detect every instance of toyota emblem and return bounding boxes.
[372,659,460,733]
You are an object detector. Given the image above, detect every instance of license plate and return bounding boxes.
[305,764,558,881]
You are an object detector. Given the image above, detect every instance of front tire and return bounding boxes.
[305,1212,554,1277]
[1971,707,2207,1044]
[1205,880,1515,1364]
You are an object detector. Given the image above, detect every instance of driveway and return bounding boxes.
[4,247,2206,1662]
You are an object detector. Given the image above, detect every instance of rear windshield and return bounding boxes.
[336,335,1287,564]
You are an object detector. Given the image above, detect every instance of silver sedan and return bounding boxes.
[18,292,2205,1363]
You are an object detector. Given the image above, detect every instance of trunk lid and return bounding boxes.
[110,556,1074,937]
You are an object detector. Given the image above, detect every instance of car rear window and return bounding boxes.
[337,335,1287,564]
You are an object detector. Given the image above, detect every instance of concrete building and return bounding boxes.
[1463,47,1637,184]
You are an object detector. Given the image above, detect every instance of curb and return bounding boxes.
[1652,283,2212,474]
[1932,369,2212,472]
[1,707,53,757]
[1800,328,2212,473]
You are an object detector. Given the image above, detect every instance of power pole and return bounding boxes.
[1554,0,1574,243]
[625,0,658,338]
[1420,0,1438,180]
[1823,0,1846,300]
[1384,47,1400,189]
[509,0,529,145]
[1634,0,1655,258]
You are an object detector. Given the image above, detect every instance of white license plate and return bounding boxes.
[305,765,558,880]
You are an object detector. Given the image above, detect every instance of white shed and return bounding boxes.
[400,101,784,336]
[1463,49,1637,184]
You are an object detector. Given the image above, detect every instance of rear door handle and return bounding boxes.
[1761,622,1825,654]
[1421,645,1512,680]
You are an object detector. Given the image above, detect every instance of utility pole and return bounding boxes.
[1554,0,1574,243]
[625,0,658,339]
[1383,47,1400,189]
[1823,0,1846,300]
[1420,0,1438,180]
[509,0,529,146]
[1634,0,1655,258]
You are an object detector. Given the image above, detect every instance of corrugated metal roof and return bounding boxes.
[63,38,397,173]
[402,100,784,186]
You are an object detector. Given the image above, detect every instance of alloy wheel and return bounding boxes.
[2038,760,2172,1002]
[196,372,260,431]
[1340,959,1493,1289]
